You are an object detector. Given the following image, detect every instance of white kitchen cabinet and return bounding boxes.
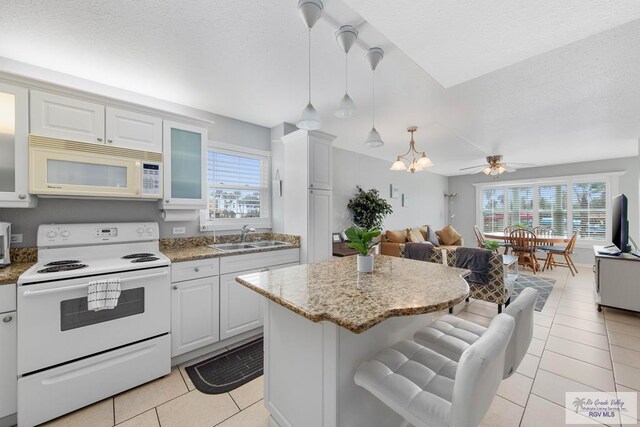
[0,83,35,208]
[30,90,105,144]
[308,189,333,263]
[282,129,335,264]
[161,120,208,210]
[0,283,16,421]
[308,134,333,190]
[219,271,263,340]
[171,276,220,357]
[219,250,300,340]
[105,107,162,153]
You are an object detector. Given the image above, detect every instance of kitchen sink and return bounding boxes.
[207,241,291,252]
[250,241,290,247]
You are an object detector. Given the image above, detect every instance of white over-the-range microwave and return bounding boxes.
[28,135,163,199]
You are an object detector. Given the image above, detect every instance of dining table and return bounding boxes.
[483,231,571,244]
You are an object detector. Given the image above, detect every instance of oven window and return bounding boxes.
[47,159,128,188]
[60,288,145,331]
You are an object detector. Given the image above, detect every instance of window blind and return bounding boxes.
[538,184,568,235]
[572,181,607,240]
[507,187,534,228]
[481,188,504,233]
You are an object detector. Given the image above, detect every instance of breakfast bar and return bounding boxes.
[236,255,470,427]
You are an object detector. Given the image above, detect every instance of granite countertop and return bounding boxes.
[236,255,471,334]
[0,262,35,285]
[160,233,300,263]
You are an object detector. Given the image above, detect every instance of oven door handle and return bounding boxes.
[22,271,169,297]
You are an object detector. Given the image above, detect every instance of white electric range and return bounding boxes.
[17,223,171,427]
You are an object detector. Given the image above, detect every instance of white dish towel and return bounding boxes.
[87,278,121,311]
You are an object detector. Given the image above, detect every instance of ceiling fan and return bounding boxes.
[460,155,534,176]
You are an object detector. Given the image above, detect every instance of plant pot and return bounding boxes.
[357,254,374,273]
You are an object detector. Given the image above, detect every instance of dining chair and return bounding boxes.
[501,226,514,254]
[533,226,554,262]
[473,225,485,249]
[509,229,539,274]
[541,231,579,276]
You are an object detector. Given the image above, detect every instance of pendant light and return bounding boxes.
[297,0,324,131]
[334,25,358,118]
[390,127,434,173]
[364,47,384,147]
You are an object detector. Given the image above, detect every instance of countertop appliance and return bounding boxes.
[17,222,171,426]
[0,222,10,267]
[28,135,162,199]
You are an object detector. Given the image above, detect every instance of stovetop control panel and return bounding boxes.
[38,223,159,247]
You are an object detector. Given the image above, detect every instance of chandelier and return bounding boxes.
[390,127,433,173]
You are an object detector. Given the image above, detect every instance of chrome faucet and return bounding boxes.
[240,225,256,242]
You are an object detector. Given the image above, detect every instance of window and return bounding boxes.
[476,174,616,244]
[572,181,607,240]
[200,144,270,230]
[481,188,504,232]
[507,187,533,228]
[538,184,567,235]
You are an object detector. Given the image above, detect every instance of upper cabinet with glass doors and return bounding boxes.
[0,82,35,208]
[30,91,162,153]
[160,121,208,209]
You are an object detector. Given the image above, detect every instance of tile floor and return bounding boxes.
[41,264,640,426]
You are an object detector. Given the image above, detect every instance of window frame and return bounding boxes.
[475,172,623,247]
[199,141,271,231]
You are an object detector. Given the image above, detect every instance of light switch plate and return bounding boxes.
[172,227,186,235]
[11,234,23,244]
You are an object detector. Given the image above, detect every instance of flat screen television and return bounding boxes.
[612,194,631,253]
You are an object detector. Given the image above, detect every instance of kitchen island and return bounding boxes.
[236,255,470,427]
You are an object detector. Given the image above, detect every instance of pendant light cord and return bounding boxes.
[308,28,312,103]
[345,54,348,93]
[372,70,375,127]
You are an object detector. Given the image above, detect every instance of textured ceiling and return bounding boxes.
[342,0,640,87]
[0,0,639,176]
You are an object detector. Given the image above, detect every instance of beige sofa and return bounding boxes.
[380,225,464,257]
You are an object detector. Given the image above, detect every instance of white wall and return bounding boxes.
[447,156,639,265]
[332,147,449,233]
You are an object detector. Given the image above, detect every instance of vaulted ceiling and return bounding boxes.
[1,0,639,175]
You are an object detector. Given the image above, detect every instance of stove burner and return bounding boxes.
[44,260,82,266]
[37,264,88,274]
[122,253,155,259]
[130,257,160,263]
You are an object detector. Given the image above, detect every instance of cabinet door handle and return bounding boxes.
[2,315,12,323]
[107,139,113,143]
[172,285,178,290]
[18,194,26,200]
[195,267,200,272]
[261,268,269,272]
[310,184,314,188]
[97,137,103,142]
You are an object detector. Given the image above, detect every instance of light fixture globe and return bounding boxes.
[297,102,322,130]
[417,154,433,168]
[297,0,324,28]
[365,127,384,147]
[390,158,407,171]
[335,93,357,118]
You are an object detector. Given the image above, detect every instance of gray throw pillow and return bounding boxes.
[425,225,440,247]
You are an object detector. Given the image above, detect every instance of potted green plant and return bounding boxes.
[347,186,393,230]
[483,240,500,252]
[345,226,381,273]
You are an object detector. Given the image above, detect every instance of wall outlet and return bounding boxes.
[172,227,186,235]
[11,234,23,244]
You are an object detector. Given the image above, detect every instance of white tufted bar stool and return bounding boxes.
[354,314,514,427]
[414,287,538,379]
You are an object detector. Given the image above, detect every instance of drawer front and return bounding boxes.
[220,249,300,274]
[171,258,220,283]
[18,334,170,427]
[0,284,16,313]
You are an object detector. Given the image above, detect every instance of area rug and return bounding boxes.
[511,274,555,311]
[185,338,263,394]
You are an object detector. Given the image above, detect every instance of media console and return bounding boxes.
[594,246,640,313]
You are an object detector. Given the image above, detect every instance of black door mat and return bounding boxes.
[185,338,263,394]
[512,274,555,311]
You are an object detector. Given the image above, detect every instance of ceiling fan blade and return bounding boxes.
[459,164,487,171]
[470,167,488,174]
[502,165,517,173]
[504,162,534,167]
